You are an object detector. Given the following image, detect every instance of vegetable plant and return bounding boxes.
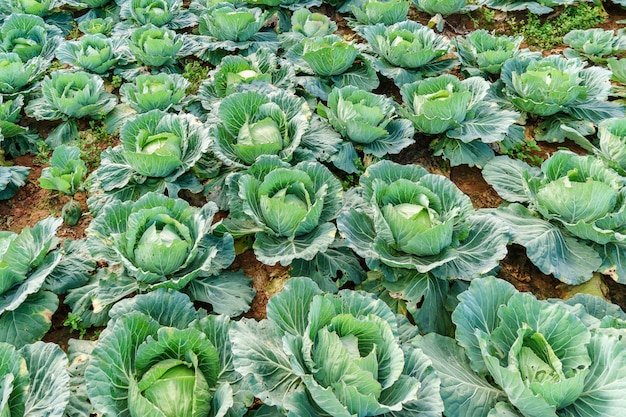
[348,0,410,26]
[230,276,444,416]
[400,73,520,167]
[358,21,457,87]
[195,3,278,64]
[72,191,251,326]
[453,29,540,77]
[0,94,40,157]
[0,217,63,347]
[86,289,251,417]
[210,89,310,168]
[483,150,626,285]
[89,110,211,210]
[278,8,337,50]
[563,28,626,64]
[415,0,465,16]
[39,144,86,226]
[416,276,626,417]
[0,162,29,200]
[55,34,129,74]
[196,48,295,109]
[285,34,379,100]
[119,73,190,113]
[25,70,117,146]
[219,155,343,266]
[0,341,69,417]
[337,160,508,333]
[0,14,62,63]
[116,0,197,31]
[127,24,187,68]
[317,85,414,173]
[499,54,624,142]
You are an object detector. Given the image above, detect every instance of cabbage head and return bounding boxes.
[220,155,343,266]
[0,341,69,417]
[317,85,414,157]
[211,89,310,168]
[483,151,626,284]
[359,20,456,87]
[120,73,189,112]
[87,290,251,417]
[417,276,626,417]
[231,276,444,417]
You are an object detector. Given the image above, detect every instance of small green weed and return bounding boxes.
[182,60,211,94]
[67,22,81,40]
[467,6,496,30]
[63,312,87,339]
[508,4,607,49]
[78,120,117,171]
[505,139,543,166]
[110,75,123,89]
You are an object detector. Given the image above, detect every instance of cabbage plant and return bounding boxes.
[231,276,444,416]
[278,8,337,50]
[285,34,379,100]
[500,54,624,142]
[453,30,540,77]
[483,150,626,285]
[563,28,626,64]
[415,0,465,16]
[89,110,211,208]
[358,21,457,87]
[196,49,295,109]
[0,163,29,200]
[194,3,278,64]
[25,70,117,145]
[0,52,47,96]
[0,14,62,63]
[75,192,251,326]
[55,34,129,74]
[337,160,508,333]
[596,118,626,175]
[210,89,309,168]
[87,290,252,417]
[0,94,39,156]
[317,85,414,172]
[348,0,410,26]
[39,145,86,225]
[485,0,570,14]
[416,276,626,417]
[116,0,197,32]
[219,155,343,266]
[400,73,520,167]
[128,24,187,68]
[0,217,63,347]
[0,0,62,18]
[120,73,189,112]
[77,16,114,35]
[0,341,70,417]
